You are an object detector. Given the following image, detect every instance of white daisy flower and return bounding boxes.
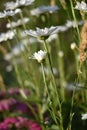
[82,113,87,120]
[24,26,59,40]
[6,17,29,28]
[75,1,87,11]
[29,50,47,63]
[30,5,59,17]
[47,34,57,42]
[5,0,35,10]
[0,30,16,42]
[0,8,21,19]
[4,1,17,10]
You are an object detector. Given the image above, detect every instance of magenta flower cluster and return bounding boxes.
[0,88,41,130]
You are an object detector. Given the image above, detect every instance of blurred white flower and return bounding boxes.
[0,30,16,42]
[6,30,16,40]
[4,43,25,62]
[29,50,47,63]
[5,0,35,10]
[75,1,87,11]
[6,17,29,28]
[4,1,16,10]
[4,53,13,61]
[65,20,87,29]
[82,113,87,120]
[0,9,21,18]
[47,34,57,42]
[24,26,59,40]
[70,43,76,50]
[12,44,25,55]
[30,5,59,16]
[39,66,58,76]
[65,83,84,91]
[66,20,77,28]
[6,65,13,72]
[57,26,68,32]
[58,51,64,58]
[18,0,35,6]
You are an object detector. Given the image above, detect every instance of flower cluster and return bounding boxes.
[0,88,30,113]
[24,20,86,41]
[0,117,41,130]
[0,88,41,129]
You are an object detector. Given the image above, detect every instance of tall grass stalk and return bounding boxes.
[69,0,80,42]
[41,62,49,98]
[8,18,33,84]
[66,84,76,130]
[43,40,64,129]
[43,40,60,104]
[41,62,59,125]
[19,12,31,53]
[56,35,65,101]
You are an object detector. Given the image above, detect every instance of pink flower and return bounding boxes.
[0,117,42,130]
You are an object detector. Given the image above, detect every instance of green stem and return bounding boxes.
[67,84,75,130]
[8,18,31,81]
[25,101,38,121]
[43,40,60,104]
[56,35,65,101]
[41,62,49,97]
[43,40,64,127]
[41,62,59,125]
[7,18,19,43]
[19,12,31,53]
[19,12,27,30]
[69,0,80,42]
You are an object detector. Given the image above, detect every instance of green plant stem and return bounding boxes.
[69,0,80,42]
[19,12,31,53]
[67,85,75,130]
[43,40,64,128]
[8,18,31,81]
[7,18,19,43]
[73,49,79,72]
[56,35,65,101]
[19,12,39,89]
[43,40,60,104]
[41,62,58,125]
[19,12,27,30]
[41,62,49,97]
[25,101,38,121]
